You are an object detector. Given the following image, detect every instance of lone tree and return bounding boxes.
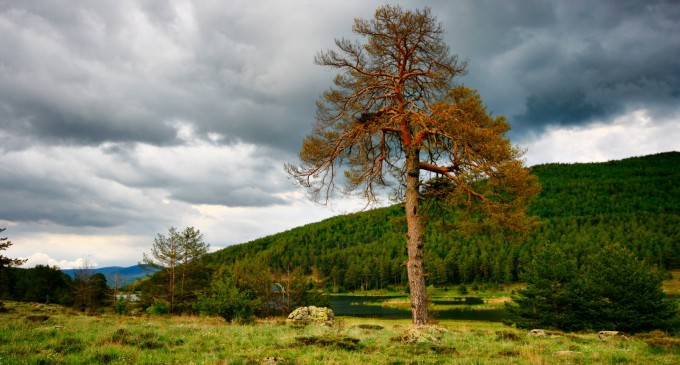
[142,226,209,312]
[72,259,95,311]
[287,5,539,326]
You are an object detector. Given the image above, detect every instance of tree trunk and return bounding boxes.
[405,147,428,326]
[180,257,187,304]
[169,265,175,313]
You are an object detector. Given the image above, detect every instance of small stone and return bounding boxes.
[528,329,546,337]
[262,356,284,364]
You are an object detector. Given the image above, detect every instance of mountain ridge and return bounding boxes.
[62,265,156,288]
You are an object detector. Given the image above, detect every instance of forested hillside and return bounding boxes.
[203,152,680,291]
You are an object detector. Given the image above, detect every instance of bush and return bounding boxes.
[457,283,469,295]
[114,296,127,315]
[194,269,258,323]
[146,299,170,315]
[506,243,679,333]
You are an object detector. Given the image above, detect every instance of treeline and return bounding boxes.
[131,227,326,318]
[202,152,680,292]
[133,257,326,318]
[0,265,111,310]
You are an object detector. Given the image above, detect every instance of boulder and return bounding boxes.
[598,331,628,340]
[287,306,334,325]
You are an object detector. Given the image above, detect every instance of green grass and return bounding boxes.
[663,270,680,296]
[1,301,678,364]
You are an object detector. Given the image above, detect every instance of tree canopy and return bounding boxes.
[0,228,26,269]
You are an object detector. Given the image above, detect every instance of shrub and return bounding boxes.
[457,283,469,295]
[194,269,259,323]
[146,299,170,315]
[506,243,679,333]
[114,296,127,315]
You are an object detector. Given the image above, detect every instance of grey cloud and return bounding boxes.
[0,166,154,228]
[517,5,679,129]
[3,0,678,151]
[1,0,679,231]
[170,186,286,207]
[436,0,680,138]
[95,142,292,208]
[0,0,341,152]
[0,140,294,229]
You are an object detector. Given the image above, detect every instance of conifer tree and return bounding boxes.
[507,243,679,333]
[142,226,209,313]
[287,4,539,326]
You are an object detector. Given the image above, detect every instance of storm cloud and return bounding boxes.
[440,0,680,136]
[0,0,678,267]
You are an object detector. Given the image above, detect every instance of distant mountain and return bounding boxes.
[62,265,157,288]
[199,151,680,290]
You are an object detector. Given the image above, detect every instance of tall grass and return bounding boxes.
[0,301,678,364]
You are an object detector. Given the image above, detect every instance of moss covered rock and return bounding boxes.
[287,306,334,325]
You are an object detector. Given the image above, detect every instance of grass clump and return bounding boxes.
[107,328,131,345]
[295,335,361,351]
[635,331,680,354]
[352,324,384,331]
[25,314,51,322]
[105,328,166,350]
[51,337,85,354]
[494,330,522,341]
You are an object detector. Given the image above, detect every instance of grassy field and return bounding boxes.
[1,300,679,365]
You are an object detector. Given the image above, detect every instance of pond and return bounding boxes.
[329,295,507,322]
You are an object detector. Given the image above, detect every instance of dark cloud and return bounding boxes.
[1,0,354,157]
[2,0,677,151]
[0,161,155,228]
[170,186,286,207]
[434,0,680,138]
[0,0,678,233]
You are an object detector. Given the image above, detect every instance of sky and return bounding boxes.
[1,0,678,269]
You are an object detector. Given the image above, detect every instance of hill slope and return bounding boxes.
[203,152,680,290]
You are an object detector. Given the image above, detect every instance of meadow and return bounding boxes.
[1,298,679,365]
